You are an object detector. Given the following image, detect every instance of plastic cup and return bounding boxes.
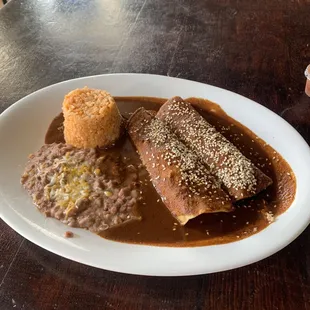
[305,65,310,97]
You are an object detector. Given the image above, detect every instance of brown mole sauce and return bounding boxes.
[45,97,296,247]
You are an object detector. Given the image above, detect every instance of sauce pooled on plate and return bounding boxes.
[44,97,296,247]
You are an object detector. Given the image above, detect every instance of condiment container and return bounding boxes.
[305,64,310,97]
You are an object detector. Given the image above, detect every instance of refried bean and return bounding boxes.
[21,143,141,233]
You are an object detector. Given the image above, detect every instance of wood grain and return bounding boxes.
[0,0,309,309]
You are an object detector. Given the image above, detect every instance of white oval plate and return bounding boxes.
[1,74,310,276]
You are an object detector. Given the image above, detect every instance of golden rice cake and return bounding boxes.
[62,87,122,148]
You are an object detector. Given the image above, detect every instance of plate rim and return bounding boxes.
[1,73,310,276]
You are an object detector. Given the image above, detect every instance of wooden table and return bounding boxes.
[1,0,310,309]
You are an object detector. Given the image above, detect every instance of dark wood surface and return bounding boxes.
[0,0,310,309]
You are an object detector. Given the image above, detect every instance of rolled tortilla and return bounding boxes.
[128,108,233,225]
[157,97,272,201]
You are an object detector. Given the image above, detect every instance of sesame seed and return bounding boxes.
[265,211,274,223]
